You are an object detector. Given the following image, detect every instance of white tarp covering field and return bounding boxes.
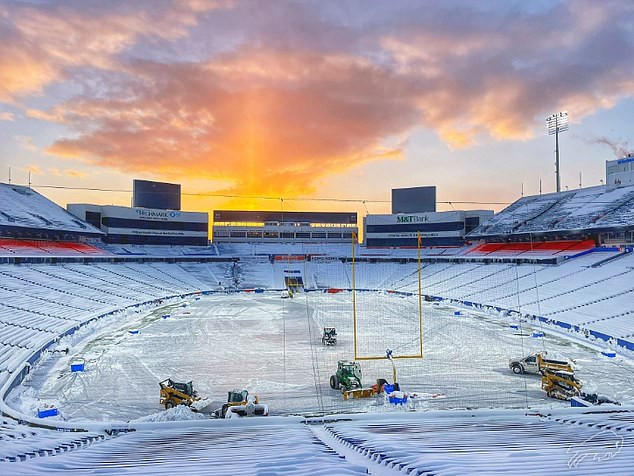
[9,291,634,423]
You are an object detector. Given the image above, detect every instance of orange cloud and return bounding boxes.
[25,164,43,175]
[6,0,633,200]
[44,48,416,197]
[65,169,88,178]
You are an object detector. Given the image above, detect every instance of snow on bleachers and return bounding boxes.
[1,421,368,474]
[98,243,216,256]
[470,184,634,237]
[471,194,560,236]
[82,264,174,299]
[0,343,31,374]
[325,412,634,475]
[597,190,634,227]
[176,262,228,289]
[147,262,210,290]
[59,265,150,303]
[0,183,101,236]
[120,263,202,293]
[0,417,107,463]
[1,410,633,474]
[383,252,634,341]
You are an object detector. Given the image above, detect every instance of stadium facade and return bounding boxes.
[212,210,357,243]
[606,154,634,187]
[67,204,208,246]
[364,210,493,247]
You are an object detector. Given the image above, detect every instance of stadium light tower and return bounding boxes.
[546,111,569,193]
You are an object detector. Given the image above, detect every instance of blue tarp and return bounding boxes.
[617,338,634,351]
[554,321,572,330]
[71,362,85,372]
[37,408,59,418]
[590,330,612,342]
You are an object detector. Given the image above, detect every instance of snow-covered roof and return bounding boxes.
[470,184,634,238]
[0,183,102,235]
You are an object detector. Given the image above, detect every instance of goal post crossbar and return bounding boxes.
[354,353,424,361]
[351,232,424,361]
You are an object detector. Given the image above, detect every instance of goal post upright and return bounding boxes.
[418,232,423,358]
[352,231,358,360]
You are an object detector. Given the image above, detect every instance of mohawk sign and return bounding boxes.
[135,209,181,221]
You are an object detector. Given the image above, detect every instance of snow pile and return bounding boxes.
[132,405,209,423]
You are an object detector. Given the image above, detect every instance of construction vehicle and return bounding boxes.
[537,354,582,400]
[509,351,575,375]
[330,360,362,393]
[332,351,399,400]
[215,389,269,418]
[322,327,337,346]
[159,379,200,409]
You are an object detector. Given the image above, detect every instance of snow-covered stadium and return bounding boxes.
[1,182,633,475]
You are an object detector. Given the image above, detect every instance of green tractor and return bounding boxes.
[329,360,362,392]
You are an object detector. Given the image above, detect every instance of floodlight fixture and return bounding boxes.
[546,111,569,193]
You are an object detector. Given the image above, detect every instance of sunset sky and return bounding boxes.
[0,0,633,219]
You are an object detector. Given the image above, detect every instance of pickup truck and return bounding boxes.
[509,353,540,374]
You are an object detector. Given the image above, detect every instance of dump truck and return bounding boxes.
[509,352,574,375]
[215,389,269,418]
[322,327,337,346]
[159,379,200,409]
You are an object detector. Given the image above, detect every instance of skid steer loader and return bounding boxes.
[159,379,200,409]
[537,354,582,400]
[215,389,269,418]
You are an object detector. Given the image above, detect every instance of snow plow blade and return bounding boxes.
[190,398,218,414]
[342,388,377,400]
